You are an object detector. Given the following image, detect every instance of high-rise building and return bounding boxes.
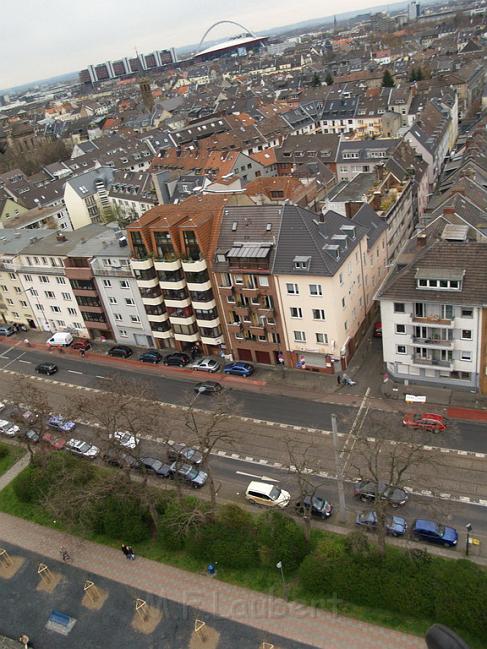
[79,47,177,86]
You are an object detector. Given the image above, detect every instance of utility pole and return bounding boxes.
[331,413,347,524]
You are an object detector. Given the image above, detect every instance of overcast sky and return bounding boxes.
[1,0,384,89]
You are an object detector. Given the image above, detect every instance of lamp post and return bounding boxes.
[331,413,347,523]
[465,523,472,556]
[276,560,287,600]
[23,286,48,331]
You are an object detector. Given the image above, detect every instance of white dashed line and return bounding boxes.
[67,370,83,375]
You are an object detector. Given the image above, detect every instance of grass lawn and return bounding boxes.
[0,469,485,649]
[0,443,24,477]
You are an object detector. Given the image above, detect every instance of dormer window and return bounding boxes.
[293,255,311,271]
[415,268,464,291]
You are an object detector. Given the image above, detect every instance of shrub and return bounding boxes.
[0,445,8,460]
[92,494,151,543]
[257,511,308,571]
[158,496,210,551]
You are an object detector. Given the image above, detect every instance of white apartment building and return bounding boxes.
[63,167,115,229]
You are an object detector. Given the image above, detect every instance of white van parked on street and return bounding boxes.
[47,332,73,347]
[245,481,291,508]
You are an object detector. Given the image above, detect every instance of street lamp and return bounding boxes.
[276,560,287,600]
[23,286,49,331]
[465,523,472,556]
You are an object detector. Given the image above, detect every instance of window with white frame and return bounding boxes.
[313,309,326,320]
[56,320,65,327]
[461,308,473,318]
[460,351,472,361]
[61,292,71,301]
[309,284,322,296]
[395,324,406,334]
[35,304,44,311]
[39,276,49,283]
[73,322,83,329]
[125,298,135,306]
[24,274,32,282]
[119,329,128,337]
[56,277,66,285]
[68,308,77,315]
[6,299,13,305]
[44,291,55,298]
[130,315,140,323]
[20,300,28,307]
[30,289,38,297]
[120,280,130,289]
[108,297,117,304]
[286,283,299,295]
[294,330,306,342]
[461,329,472,340]
[114,313,123,321]
[51,306,61,313]
[14,287,21,293]
[316,332,328,344]
[103,279,112,288]
[258,276,269,287]
[290,307,303,318]
[394,302,405,313]
[396,344,407,354]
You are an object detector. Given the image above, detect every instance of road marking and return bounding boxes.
[18,360,31,364]
[67,370,83,375]
[236,471,279,483]
[96,375,109,379]
[1,352,25,370]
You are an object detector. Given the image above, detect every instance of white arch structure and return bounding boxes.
[198,20,257,52]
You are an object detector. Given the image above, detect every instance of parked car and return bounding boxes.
[47,332,73,347]
[109,430,139,449]
[245,481,291,508]
[35,362,58,376]
[194,381,223,396]
[66,438,99,459]
[41,433,66,450]
[0,325,16,336]
[47,415,76,433]
[163,352,190,367]
[138,349,163,364]
[0,403,5,413]
[167,443,202,465]
[411,519,458,547]
[169,462,208,488]
[71,338,91,351]
[25,429,40,444]
[190,357,220,373]
[18,409,37,425]
[295,495,333,520]
[103,448,140,469]
[402,413,447,433]
[353,480,408,508]
[223,361,254,377]
[355,511,408,537]
[373,322,382,338]
[0,420,19,437]
[107,345,133,358]
[140,456,172,477]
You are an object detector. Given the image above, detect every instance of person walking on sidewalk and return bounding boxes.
[18,634,34,648]
[121,544,130,559]
[79,348,85,358]
[337,374,341,385]
[126,545,135,560]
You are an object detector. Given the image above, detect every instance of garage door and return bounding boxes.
[255,350,271,364]
[237,348,253,361]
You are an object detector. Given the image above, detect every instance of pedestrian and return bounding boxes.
[80,348,85,358]
[207,562,217,577]
[18,634,33,648]
[337,374,341,385]
[121,544,130,559]
[126,545,135,560]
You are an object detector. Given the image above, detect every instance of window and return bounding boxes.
[62,292,71,300]
[309,284,322,296]
[14,287,21,293]
[461,329,472,340]
[103,279,112,288]
[20,301,28,307]
[460,351,472,361]
[341,297,346,308]
[294,331,306,342]
[56,320,65,327]
[234,274,244,285]
[73,322,83,330]
[416,278,462,290]
[6,299,13,305]
[120,280,130,289]
[24,274,32,282]
[290,307,303,318]
[8,273,15,280]
[35,304,44,311]
[30,289,38,297]
[44,291,55,298]
[130,315,140,323]
[108,297,117,304]
[395,324,406,334]
[125,298,135,306]
[286,283,299,295]
[119,329,128,337]
[394,302,405,313]
[258,276,269,287]
[312,309,326,320]
[339,273,343,286]
[316,333,328,344]
[114,313,123,321]
[51,306,61,313]
[39,276,49,283]
[344,320,348,331]
[461,308,473,318]
[56,277,66,285]
[0,285,7,292]
[68,308,77,315]
[396,345,407,354]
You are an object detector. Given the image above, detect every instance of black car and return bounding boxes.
[167,443,203,465]
[35,362,58,375]
[169,462,208,488]
[108,345,133,358]
[139,349,163,364]
[163,352,190,367]
[353,480,408,508]
[194,381,223,395]
[295,495,334,519]
[103,448,140,470]
[140,456,172,477]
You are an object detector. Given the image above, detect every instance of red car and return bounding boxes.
[41,432,66,450]
[402,413,447,433]
[71,338,91,351]
[373,322,382,338]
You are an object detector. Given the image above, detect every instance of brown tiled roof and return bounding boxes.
[131,193,230,229]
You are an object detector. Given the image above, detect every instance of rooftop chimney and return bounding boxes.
[443,207,455,215]
[416,233,427,249]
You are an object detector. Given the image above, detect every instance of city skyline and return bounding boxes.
[2,0,392,90]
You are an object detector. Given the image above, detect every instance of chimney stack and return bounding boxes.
[443,206,455,215]
[416,233,427,248]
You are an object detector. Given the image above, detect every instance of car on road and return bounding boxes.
[0,403,5,413]
[0,325,16,336]
[402,412,447,433]
[373,322,382,338]
[411,519,458,547]
[71,338,91,351]
[295,495,333,520]
[140,456,172,477]
[0,420,20,437]
[66,438,99,459]
[169,462,208,488]
[103,448,140,469]
[138,349,163,364]
[163,352,190,367]
[167,443,203,465]
[107,345,133,358]
[355,511,408,537]
[353,480,408,508]
[109,431,139,449]
[194,381,223,396]
[35,362,58,376]
[223,361,254,377]
[25,429,40,444]
[41,432,66,450]
[47,415,76,433]
[190,357,220,373]
[245,481,291,508]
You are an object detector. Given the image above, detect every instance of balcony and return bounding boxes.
[174,332,200,343]
[18,266,62,276]
[154,258,182,272]
[187,279,212,292]
[159,279,187,290]
[411,314,454,327]
[249,325,266,336]
[201,335,224,346]
[147,311,169,323]
[218,286,234,296]
[130,258,154,271]
[153,328,174,339]
[78,304,104,314]
[412,355,453,369]
[136,277,159,289]
[257,306,274,316]
[412,336,452,348]
[84,318,111,331]
[93,267,132,278]
[168,313,196,326]
[196,316,220,328]
[181,258,207,273]
[73,288,98,298]
[141,294,164,306]
[234,306,250,317]
[191,297,216,310]
[64,266,92,281]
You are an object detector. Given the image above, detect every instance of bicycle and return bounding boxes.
[59,546,72,562]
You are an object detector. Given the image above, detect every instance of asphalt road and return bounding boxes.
[1,343,487,453]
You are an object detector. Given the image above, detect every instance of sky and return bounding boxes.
[1,0,387,90]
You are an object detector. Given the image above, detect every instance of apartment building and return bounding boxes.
[63,167,115,229]
[336,139,401,182]
[377,225,487,391]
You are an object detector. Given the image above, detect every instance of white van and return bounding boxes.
[245,481,291,508]
[47,332,73,347]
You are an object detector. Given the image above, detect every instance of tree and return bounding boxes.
[409,67,424,82]
[325,71,334,86]
[9,377,53,460]
[310,72,321,87]
[382,69,395,88]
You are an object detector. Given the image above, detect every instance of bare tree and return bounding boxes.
[8,376,53,459]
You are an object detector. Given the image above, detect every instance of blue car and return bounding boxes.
[412,519,458,548]
[223,361,254,377]
[355,511,407,537]
[48,415,76,433]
